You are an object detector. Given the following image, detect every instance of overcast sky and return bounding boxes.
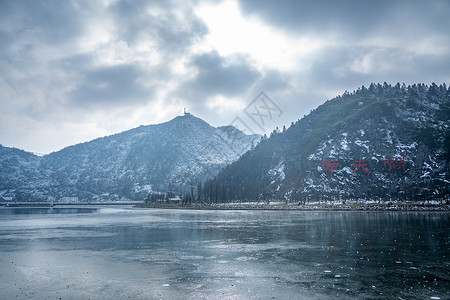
[1,0,449,154]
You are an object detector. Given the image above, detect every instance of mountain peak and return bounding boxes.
[170,111,202,121]
[166,113,214,132]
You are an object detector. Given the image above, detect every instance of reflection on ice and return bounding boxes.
[0,207,448,299]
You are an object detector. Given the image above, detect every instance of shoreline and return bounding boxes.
[135,202,450,211]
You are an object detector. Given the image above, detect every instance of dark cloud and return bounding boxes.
[298,45,450,94]
[0,0,86,44]
[183,51,261,98]
[69,64,154,107]
[0,31,14,58]
[407,53,450,83]
[109,0,208,53]
[237,0,450,38]
[252,69,289,94]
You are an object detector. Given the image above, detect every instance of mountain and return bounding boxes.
[205,83,450,202]
[0,146,47,200]
[0,114,260,202]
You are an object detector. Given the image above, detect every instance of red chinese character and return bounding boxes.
[384,154,406,173]
[322,159,339,178]
[352,159,371,174]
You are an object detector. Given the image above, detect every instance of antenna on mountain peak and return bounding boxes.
[184,108,190,115]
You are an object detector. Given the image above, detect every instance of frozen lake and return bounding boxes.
[0,206,448,299]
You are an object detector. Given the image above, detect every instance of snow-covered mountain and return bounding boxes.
[206,83,450,202]
[0,114,260,202]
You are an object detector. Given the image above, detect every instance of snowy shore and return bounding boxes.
[136,201,450,211]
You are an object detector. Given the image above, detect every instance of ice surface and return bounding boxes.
[0,207,448,299]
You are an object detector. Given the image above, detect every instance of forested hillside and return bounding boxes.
[201,83,450,203]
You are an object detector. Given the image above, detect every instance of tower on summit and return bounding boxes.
[184,108,190,115]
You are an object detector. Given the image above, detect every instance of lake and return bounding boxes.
[0,206,448,299]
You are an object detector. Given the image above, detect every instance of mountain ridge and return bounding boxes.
[2,83,449,204]
[0,114,260,202]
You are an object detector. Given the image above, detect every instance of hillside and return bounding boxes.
[0,114,260,202]
[204,83,450,203]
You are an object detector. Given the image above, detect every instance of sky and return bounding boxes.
[1,0,449,154]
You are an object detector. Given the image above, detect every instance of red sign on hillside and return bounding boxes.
[352,159,371,174]
[322,159,339,178]
[384,154,406,173]
[320,155,406,177]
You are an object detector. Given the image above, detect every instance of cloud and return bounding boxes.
[0,0,85,45]
[0,0,449,154]
[0,0,212,153]
[301,45,450,93]
[237,0,450,39]
[69,63,154,107]
[235,0,450,84]
[109,0,208,54]
[183,51,261,98]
